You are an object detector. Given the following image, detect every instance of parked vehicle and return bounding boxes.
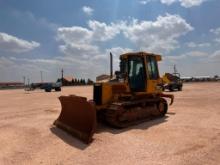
[26,80,62,92]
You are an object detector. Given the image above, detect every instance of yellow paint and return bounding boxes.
[96,52,164,107]
[101,83,112,105]
[162,74,171,84]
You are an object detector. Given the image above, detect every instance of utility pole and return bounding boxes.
[61,68,64,80]
[40,71,43,83]
[23,76,26,85]
[61,68,64,85]
[27,78,30,86]
[174,65,178,74]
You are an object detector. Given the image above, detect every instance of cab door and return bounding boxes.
[128,56,146,92]
[146,56,160,93]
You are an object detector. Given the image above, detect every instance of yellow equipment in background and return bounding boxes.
[54,52,174,143]
[162,72,183,91]
[162,74,171,84]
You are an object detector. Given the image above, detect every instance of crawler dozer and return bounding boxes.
[162,65,183,91]
[54,52,174,143]
[162,73,183,91]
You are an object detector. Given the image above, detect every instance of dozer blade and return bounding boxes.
[54,95,96,144]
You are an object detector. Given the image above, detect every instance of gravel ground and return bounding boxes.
[0,83,220,165]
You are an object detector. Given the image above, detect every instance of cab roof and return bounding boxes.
[120,51,162,61]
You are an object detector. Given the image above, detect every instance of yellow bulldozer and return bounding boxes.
[54,52,174,143]
[162,65,183,91]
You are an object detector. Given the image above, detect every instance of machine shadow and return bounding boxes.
[50,126,89,150]
[167,112,176,115]
[164,90,179,93]
[50,115,171,149]
[96,115,169,135]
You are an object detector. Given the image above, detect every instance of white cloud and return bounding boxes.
[122,14,193,53]
[59,43,99,58]
[164,51,208,63]
[143,0,208,7]
[210,27,220,35]
[12,10,58,32]
[0,56,15,67]
[215,38,220,43]
[162,50,220,76]
[56,19,142,79]
[185,51,208,57]
[161,0,177,5]
[160,50,212,77]
[179,0,207,8]
[57,20,120,44]
[82,6,94,16]
[0,55,83,82]
[139,1,148,5]
[105,47,133,56]
[4,13,189,81]
[57,20,123,59]
[57,26,92,44]
[88,20,120,41]
[0,32,40,53]
[104,47,133,70]
[186,42,210,48]
[57,14,193,56]
[57,21,126,78]
[139,0,152,5]
[210,27,220,44]
[164,54,187,61]
[186,42,197,48]
[55,14,193,79]
[198,43,210,47]
[210,50,220,60]
[23,11,58,31]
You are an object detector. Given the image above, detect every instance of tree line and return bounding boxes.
[57,78,94,86]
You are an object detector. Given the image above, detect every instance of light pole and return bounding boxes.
[40,71,43,83]
[23,76,26,85]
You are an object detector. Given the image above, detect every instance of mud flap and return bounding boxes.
[54,95,96,144]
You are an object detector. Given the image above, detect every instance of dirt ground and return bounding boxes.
[0,83,220,165]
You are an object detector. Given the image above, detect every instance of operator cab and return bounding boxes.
[119,52,160,92]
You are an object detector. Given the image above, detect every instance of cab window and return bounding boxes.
[128,57,146,92]
[147,56,159,80]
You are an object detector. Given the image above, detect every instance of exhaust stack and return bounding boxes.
[110,52,113,79]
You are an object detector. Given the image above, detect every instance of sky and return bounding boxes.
[0,0,220,82]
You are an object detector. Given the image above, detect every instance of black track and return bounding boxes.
[103,98,168,128]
